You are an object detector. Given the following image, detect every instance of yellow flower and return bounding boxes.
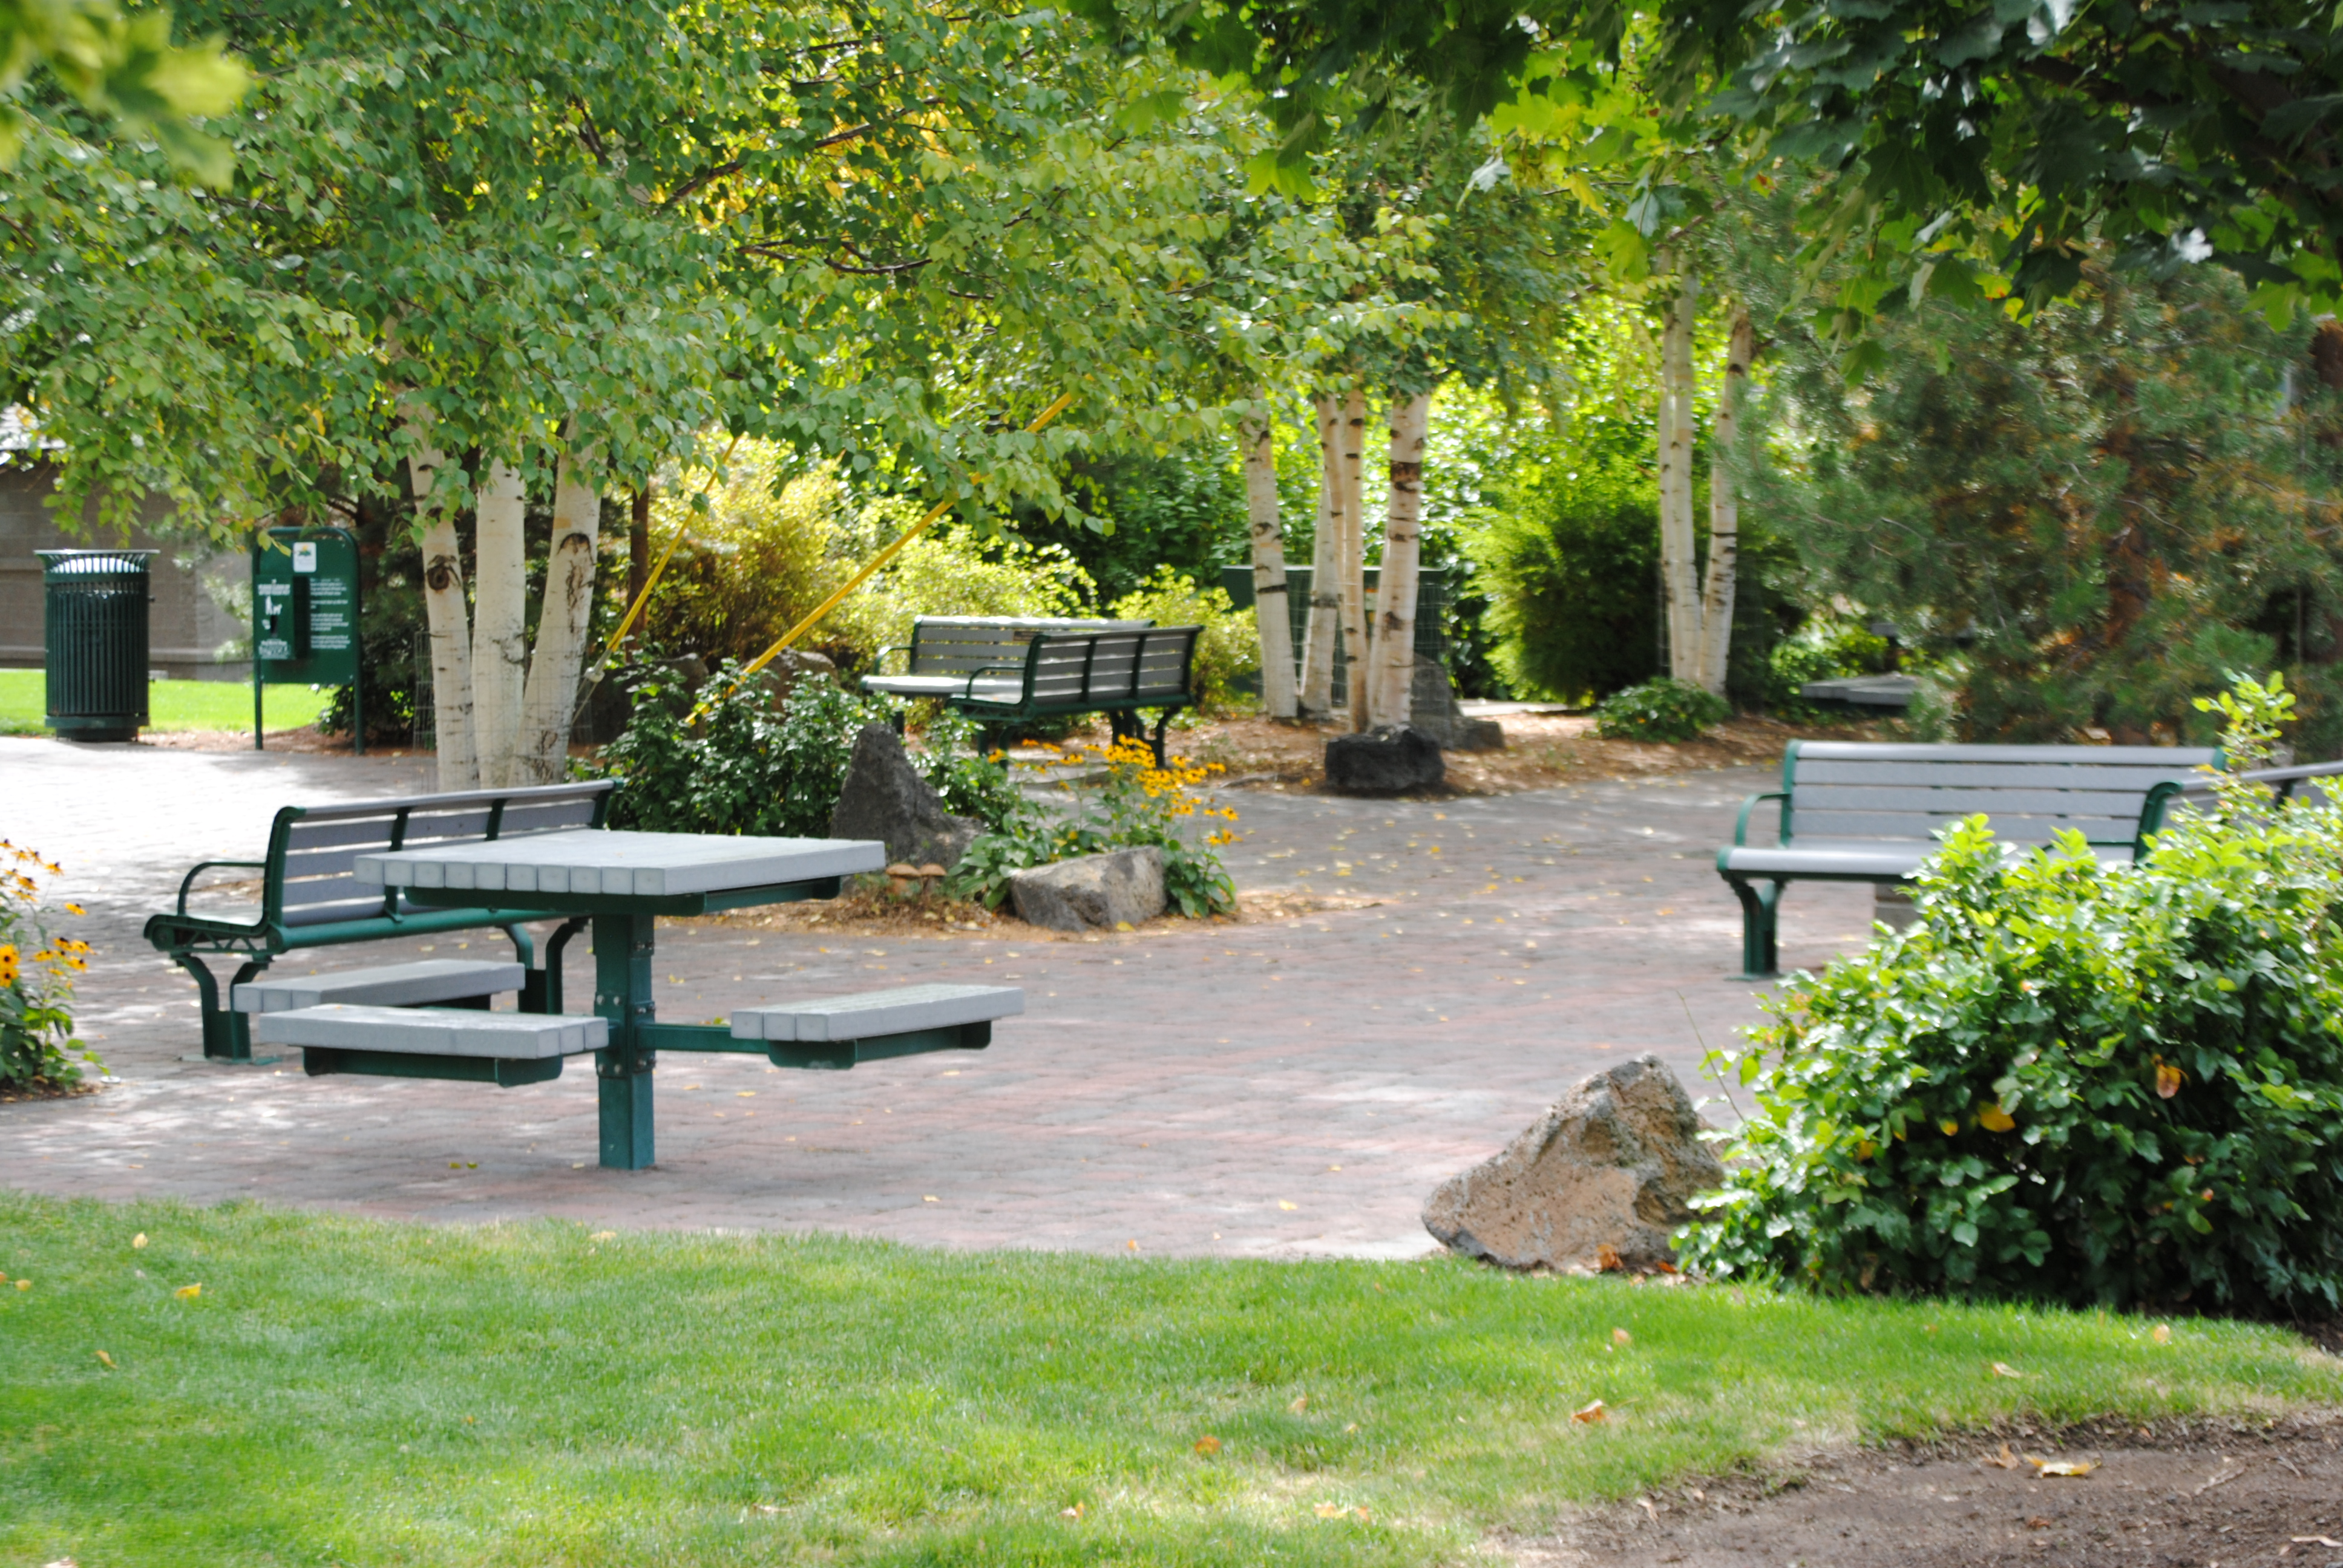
[0,943,16,984]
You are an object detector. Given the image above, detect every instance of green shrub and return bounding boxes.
[1108,566,1259,714]
[1593,677,1730,742]
[1680,675,2343,1315]
[595,663,1021,847]
[1464,460,1659,704]
[951,739,1237,918]
[1,841,100,1088]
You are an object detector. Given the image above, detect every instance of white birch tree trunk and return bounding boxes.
[1298,394,1343,717]
[1696,305,1754,696]
[1368,389,1432,726]
[1240,413,1298,720]
[405,409,477,791]
[1335,387,1372,733]
[517,448,601,782]
[1656,266,1702,683]
[468,457,530,788]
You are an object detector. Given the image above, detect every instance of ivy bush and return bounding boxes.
[1594,677,1730,742]
[951,740,1238,918]
[1,841,100,1089]
[1680,675,2343,1316]
[596,662,1020,842]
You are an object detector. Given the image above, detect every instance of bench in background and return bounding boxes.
[1716,741,2215,979]
[145,781,614,1062]
[867,622,1201,765]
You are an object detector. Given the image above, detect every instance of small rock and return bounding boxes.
[1421,1054,1723,1272]
[1009,846,1167,932]
[1324,725,1444,794]
[1407,659,1505,751]
[829,723,980,870]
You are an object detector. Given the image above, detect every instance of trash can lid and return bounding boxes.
[36,549,157,578]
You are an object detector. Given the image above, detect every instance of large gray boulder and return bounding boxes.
[1009,846,1167,932]
[1422,1054,1723,1272]
[1407,659,1506,752]
[828,723,980,871]
[1324,725,1444,794]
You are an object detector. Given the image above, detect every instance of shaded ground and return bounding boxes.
[1519,1413,2343,1567]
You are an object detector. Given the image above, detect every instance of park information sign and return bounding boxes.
[251,525,363,752]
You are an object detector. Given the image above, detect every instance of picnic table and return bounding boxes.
[288,828,1015,1169]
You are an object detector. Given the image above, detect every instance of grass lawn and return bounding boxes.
[2,1194,2336,1566]
[0,669,332,736]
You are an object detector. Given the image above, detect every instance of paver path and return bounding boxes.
[2,735,1878,1256]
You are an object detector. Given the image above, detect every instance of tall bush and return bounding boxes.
[1465,459,1660,704]
[1680,676,2343,1316]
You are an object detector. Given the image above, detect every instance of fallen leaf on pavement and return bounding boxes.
[2292,1537,2343,1548]
[1990,1361,2024,1379]
[2027,1516,2052,1529]
[1571,1400,1607,1424]
[2028,1457,2095,1477]
[174,1283,201,1301]
[1277,1201,1297,1211]
[1985,1443,2020,1469]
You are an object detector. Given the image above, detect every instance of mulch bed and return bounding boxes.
[1513,1408,2343,1567]
[0,1076,105,1105]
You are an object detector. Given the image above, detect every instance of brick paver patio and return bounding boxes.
[1,734,1877,1257]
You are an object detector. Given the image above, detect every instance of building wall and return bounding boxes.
[0,463,249,680]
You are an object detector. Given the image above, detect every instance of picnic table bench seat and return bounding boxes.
[144,780,614,1062]
[1717,740,2216,979]
[231,958,524,1014]
[253,1003,609,1088]
[861,616,1202,764]
[730,982,1023,1069]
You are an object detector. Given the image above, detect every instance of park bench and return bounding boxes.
[1716,741,2215,979]
[143,780,614,1063]
[862,618,1202,765]
[247,982,1022,1091]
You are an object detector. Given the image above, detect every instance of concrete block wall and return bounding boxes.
[1,463,249,681]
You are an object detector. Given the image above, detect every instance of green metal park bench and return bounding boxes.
[1715,741,2215,979]
[143,781,614,1062]
[862,619,1202,765]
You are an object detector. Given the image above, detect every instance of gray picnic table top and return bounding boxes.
[353,828,885,898]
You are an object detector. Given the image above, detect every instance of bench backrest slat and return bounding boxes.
[1017,626,1200,708]
[1783,742,2214,846]
[906,617,1152,678]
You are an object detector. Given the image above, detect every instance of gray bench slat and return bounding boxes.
[1722,841,2134,879]
[730,983,1024,1042]
[1793,759,2208,789]
[1794,742,2216,766]
[252,1004,606,1058]
[281,896,400,927]
[280,818,405,853]
[232,958,526,1013]
[1788,784,2185,817]
[1785,809,2141,843]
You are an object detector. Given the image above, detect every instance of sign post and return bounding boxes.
[251,525,363,754]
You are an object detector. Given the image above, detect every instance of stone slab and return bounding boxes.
[355,828,885,897]
[251,1004,608,1058]
[731,983,1025,1043]
[231,959,525,1013]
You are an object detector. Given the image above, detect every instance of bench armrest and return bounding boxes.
[1732,791,1789,848]
[873,644,913,675]
[177,860,267,915]
[960,661,1026,699]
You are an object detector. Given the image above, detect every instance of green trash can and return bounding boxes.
[39,549,156,741]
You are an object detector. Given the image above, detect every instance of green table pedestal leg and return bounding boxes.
[592,910,657,1169]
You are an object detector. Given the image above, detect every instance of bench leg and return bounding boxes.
[173,952,273,1062]
[519,916,589,1014]
[1725,876,1783,981]
[592,910,657,1170]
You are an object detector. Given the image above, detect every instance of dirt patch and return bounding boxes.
[1513,1409,2343,1567]
[1139,712,1895,797]
[695,885,1379,942]
[0,1077,106,1105]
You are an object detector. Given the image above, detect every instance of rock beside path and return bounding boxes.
[1324,725,1444,794]
[1422,1054,1722,1271]
[828,723,980,871]
[1009,846,1167,932]
[1407,659,1506,752]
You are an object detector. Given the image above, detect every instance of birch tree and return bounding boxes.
[1299,396,1345,716]
[1334,388,1373,732]
[1240,413,1299,719]
[1655,264,1702,685]
[1367,389,1432,725]
[1696,304,1753,694]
